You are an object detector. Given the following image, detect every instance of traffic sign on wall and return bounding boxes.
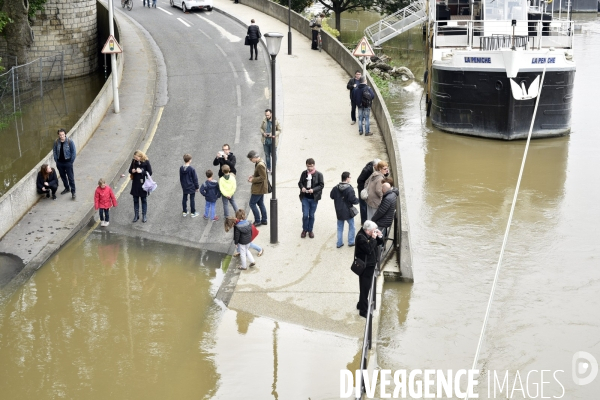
[101,35,123,54]
[353,37,375,57]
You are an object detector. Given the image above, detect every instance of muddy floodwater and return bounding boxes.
[0,229,360,399]
[378,14,600,398]
[1,12,599,400]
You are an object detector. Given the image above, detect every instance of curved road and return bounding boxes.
[110,2,270,253]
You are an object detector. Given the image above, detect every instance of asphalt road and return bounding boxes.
[109,2,270,253]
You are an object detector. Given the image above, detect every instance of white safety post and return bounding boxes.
[108,0,120,113]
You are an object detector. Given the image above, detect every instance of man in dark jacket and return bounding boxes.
[247,20,261,60]
[52,128,77,199]
[371,183,399,236]
[354,220,384,318]
[346,70,361,125]
[213,143,237,178]
[356,158,380,225]
[352,76,375,136]
[330,171,359,248]
[180,154,200,217]
[298,158,324,238]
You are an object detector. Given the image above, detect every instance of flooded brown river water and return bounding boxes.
[378,13,600,399]
[1,13,599,400]
[0,229,359,399]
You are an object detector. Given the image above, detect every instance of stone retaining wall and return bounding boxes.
[0,0,98,78]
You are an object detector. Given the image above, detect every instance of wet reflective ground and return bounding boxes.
[0,230,224,399]
[0,229,360,399]
[0,72,104,197]
[378,14,600,398]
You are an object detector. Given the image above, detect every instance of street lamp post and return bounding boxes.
[107,0,120,113]
[264,32,284,244]
[288,0,292,55]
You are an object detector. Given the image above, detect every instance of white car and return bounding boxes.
[170,0,212,12]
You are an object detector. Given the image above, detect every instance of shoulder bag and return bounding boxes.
[142,172,157,193]
[257,161,272,193]
[244,35,250,45]
[360,175,371,200]
[350,256,366,276]
[342,190,359,218]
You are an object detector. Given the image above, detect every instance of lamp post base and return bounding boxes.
[288,32,292,55]
[270,198,278,244]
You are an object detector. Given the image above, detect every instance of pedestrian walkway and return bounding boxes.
[0,10,159,300]
[214,0,389,337]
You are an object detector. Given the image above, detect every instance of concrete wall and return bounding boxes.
[232,0,413,281]
[0,2,122,241]
[0,0,98,78]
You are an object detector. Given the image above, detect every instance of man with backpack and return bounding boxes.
[330,171,359,248]
[351,76,375,136]
[346,70,362,125]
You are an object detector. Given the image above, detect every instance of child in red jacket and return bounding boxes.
[94,178,118,227]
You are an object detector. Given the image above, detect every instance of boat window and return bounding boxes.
[483,0,527,20]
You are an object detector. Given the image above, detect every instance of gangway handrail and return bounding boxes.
[365,0,427,46]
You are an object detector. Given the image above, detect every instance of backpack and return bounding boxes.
[361,87,373,108]
[309,18,316,28]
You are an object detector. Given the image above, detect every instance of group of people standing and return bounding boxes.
[328,158,399,318]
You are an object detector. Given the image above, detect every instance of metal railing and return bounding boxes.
[0,52,65,122]
[480,34,528,50]
[433,19,574,50]
[354,213,399,400]
[365,0,427,46]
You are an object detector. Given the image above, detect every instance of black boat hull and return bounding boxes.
[430,67,575,140]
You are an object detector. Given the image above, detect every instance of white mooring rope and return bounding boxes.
[464,63,548,400]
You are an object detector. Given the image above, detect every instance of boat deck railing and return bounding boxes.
[433,19,574,50]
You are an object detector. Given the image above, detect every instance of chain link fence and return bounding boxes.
[0,52,66,125]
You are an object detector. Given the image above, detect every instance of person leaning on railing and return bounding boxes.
[371,182,399,238]
[354,220,384,318]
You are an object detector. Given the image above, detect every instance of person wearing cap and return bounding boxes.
[246,150,268,226]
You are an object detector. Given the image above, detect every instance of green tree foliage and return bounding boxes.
[0,10,12,33]
[316,0,376,32]
[377,0,412,15]
[28,0,47,19]
[273,0,314,13]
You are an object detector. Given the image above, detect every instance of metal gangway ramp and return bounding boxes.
[365,0,427,46]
